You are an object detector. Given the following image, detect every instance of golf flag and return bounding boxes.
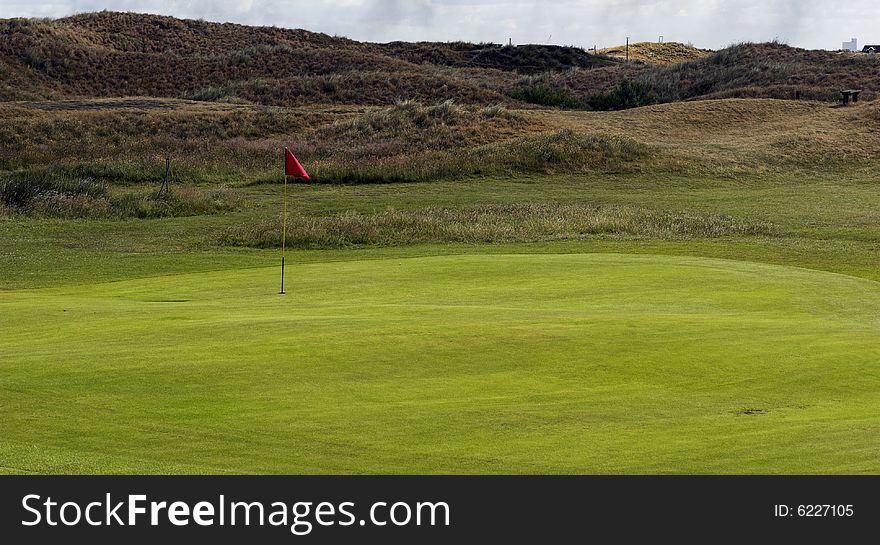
[284,148,310,180]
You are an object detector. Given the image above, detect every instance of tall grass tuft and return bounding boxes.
[0,171,240,218]
[0,171,106,207]
[219,203,775,249]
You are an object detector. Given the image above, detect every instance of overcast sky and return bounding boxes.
[3,0,879,50]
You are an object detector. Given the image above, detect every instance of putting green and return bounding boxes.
[2,253,879,474]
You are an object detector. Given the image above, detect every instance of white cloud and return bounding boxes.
[1,0,879,50]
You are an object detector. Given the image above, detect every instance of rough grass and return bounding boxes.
[635,42,880,103]
[378,42,620,73]
[0,171,106,207]
[304,100,528,158]
[0,171,240,218]
[586,80,661,111]
[218,203,774,249]
[107,186,241,219]
[0,99,538,184]
[0,99,336,174]
[304,129,655,184]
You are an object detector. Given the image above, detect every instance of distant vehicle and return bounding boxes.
[862,45,880,53]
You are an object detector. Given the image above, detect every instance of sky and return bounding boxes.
[2,0,880,51]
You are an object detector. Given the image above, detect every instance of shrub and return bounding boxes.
[507,84,580,108]
[587,79,660,111]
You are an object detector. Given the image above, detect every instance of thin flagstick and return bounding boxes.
[280,171,287,295]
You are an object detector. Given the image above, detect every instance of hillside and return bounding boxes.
[528,42,880,108]
[0,12,613,105]
[599,41,710,64]
[540,98,880,173]
[3,12,880,109]
[0,12,510,104]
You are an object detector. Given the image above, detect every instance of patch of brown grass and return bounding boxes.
[531,98,880,174]
[599,42,710,65]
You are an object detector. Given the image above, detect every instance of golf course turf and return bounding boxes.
[3,253,879,474]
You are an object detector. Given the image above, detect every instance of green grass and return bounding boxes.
[4,171,878,288]
[2,169,879,474]
[2,253,879,474]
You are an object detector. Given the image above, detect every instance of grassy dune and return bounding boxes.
[599,42,710,64]
[3,254,879,474]
[5,13,880,107]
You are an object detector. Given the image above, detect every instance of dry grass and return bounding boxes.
[5,90,880,190]
[0,14,518,105]
[0,99,542,184]
[305,100,529,158]
[531,98,880,173]
[0,98,339,172]
[5,95,879,188]
[599,42,710,65]
[302,129,655,184]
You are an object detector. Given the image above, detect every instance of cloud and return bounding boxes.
[2,0,880,49]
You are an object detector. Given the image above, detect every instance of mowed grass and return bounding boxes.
[2,253,879,474]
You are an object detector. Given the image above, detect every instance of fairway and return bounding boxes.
[2,253,879,474]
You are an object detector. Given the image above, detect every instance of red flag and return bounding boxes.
[284,148,311,180]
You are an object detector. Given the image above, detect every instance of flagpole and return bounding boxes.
[280,170,287,295]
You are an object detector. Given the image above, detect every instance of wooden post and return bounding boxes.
[156,155,171,198]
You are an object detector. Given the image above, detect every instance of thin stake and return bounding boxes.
[280,172,287,295]
[157,155,171,198]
